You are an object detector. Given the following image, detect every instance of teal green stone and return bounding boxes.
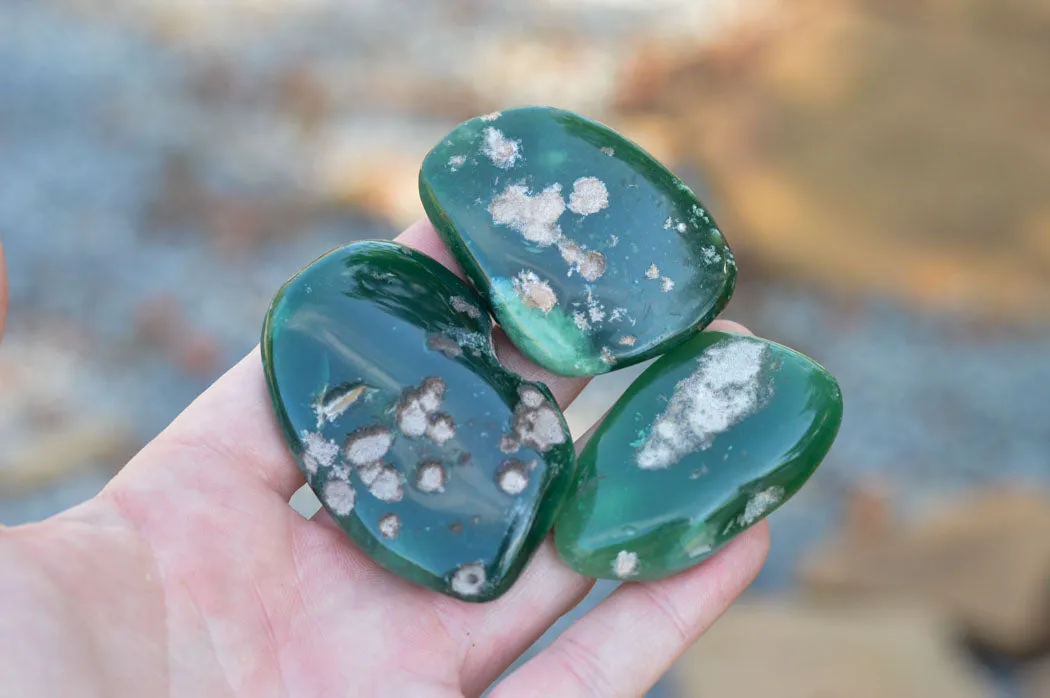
[262,241,576,601]
[419,106,736,377]
[554,331,843,581]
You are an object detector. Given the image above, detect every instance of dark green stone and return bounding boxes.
[419,106,736,377]
[554,331,842,581]
[262,241,576,601]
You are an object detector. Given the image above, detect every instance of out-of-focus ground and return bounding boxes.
[2,0,1049,695]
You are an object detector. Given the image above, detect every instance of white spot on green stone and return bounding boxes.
[368,466,403,502]
[415,461,447,493]
[636,338,771,470]
[497,459,530,495]
[378,513,400,539]
[426,413,456,446]
[645,263,660,280]
[451,562,487,597]
[450,296,481,319]
[660,277,675,293]
[314,383,371,427]
[397,378,446,438]
[323,479,356,516]
[739,486,784,526]
[480,111,501,122]
[489,183,565,246]
[613,550,639,579]
[601,146,615,156]
[508,386,567,453]
[482,127,521,168]
[618,335,637,346]
[568,176,609,216]
[345,425,393,467]
[301,431,339,475]
[512,270,558,313]
[448,154,466,172]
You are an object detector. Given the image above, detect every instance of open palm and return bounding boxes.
[0,223,768,698]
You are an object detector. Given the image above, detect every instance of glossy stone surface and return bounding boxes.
[419,106,736,377]
[262,241,576,601]
[554,331,842,581]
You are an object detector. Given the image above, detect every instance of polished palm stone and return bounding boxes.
[262,241,576,601]
[419,106,736,377]
[554,331,842,581]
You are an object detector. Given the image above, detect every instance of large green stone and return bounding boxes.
[554,331,843,581]
[262,241,576,601]
[419,106,736,377]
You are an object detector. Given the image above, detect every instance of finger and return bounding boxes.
[449,318,755,693]
[113,220,591,501]
[0,238,8,340]
[491,523,770,698]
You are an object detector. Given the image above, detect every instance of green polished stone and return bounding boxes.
[262,241,576,601]
[554,331,842,581]
[419,106,736,377]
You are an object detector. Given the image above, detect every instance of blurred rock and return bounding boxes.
[614,0,1050,322]
[802,490,1050,656]
[1026,659,1050,698]
[674,600,989,698]
[0,335,134,493]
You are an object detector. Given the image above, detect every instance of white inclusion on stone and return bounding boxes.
[397,377,446,438]
[557,240,606,282]
[676,221,688,233]
[518,385,545,408]
[480,111,501,121]
[357,462,381,486]
[660,277,675,293]
[618,335,637,346]
[489,183,565,247]
[426,413,456,446]
[426,333,462,358]
[368,466,403,502]
[345,426,394,467]
[378,513,401,539]
[601,146,615,156]
[448,155,466,172]
[601,347,616,364]
[568,176,609,216]
[301,431,339,475]
[509,386,567,453]
[645,263,660,280]
[512,270,558,313]
[451,562,487,597]
[586,293,605,323]
[739,486,784,527]
[609,307,629,323]
[609,234,619,246]
[701,246,721,263]
[415,461,447,493]
[482,127,521,168]
[499,434,520,454]
[636,338,771,470]
[314,383,370,427]
[323,480,356,516]
[663,217,674,230]
[613,550,639,579]
[497,459,530,495]
[577,251,606,282]
[573,311,590,332]
[450,296,481,319]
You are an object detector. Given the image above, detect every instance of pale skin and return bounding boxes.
[0,223,769,697]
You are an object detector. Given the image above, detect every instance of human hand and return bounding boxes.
[0,222,768,697]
